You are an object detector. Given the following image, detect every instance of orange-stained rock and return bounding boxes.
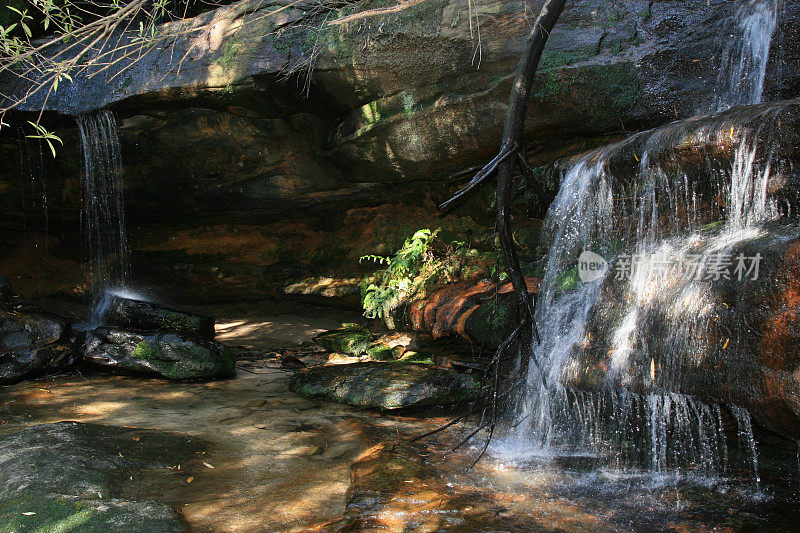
[405,278,540,348]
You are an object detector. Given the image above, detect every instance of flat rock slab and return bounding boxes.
[0,421,206,532]
[0,495,182,533]
[289,362,480,411]
[82,327,235,380]
[104,296,215,339]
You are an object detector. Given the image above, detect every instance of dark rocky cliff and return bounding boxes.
[1,0,799,300]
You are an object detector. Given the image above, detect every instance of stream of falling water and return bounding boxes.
[712,0,779,112]
[496,0,783,485]
[76,110,130,323]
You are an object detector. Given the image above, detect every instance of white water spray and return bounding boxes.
[76,110,130,323]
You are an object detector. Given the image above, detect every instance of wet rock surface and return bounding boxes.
[0,300,76,385]
[82,327,236,381]
[104,296,216,339]
[570,218,800,439]
[289,361,481,411]
[0,421,203,532]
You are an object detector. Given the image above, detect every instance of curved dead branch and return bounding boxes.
[436,0,567,467]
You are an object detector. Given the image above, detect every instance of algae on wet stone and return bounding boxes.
[105,296,216,339]
[313,323,372,355]
[83,328,236,380]
[0,494,183,533]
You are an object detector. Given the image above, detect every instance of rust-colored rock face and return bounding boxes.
[407,277,539,348]
[756,240,800,436]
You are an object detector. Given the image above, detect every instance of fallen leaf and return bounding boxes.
[202,461,215,469]
[187,477,194,483]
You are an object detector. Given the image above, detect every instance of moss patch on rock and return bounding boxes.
[313,324,372,356]
[82,328,236,381]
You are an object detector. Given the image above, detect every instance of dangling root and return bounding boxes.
[420,0,567,468]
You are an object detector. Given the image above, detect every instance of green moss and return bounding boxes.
[133,341,162,361]
[582,63,641,126]
[0,494,180,533]
[604,11,622,27]
[314,325,372,355]
[397,352,434,365]
[366,343,398,361]
[539,48,594,71]
[0,495,91,533]
[217,41,242,69]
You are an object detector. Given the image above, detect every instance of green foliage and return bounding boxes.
[26,120,62,156]
[360,228,486,328]
[360,228,438,328]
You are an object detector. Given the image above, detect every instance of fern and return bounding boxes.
[360,229,438,328]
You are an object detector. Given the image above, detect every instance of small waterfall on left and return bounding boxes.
[76,110,130,323]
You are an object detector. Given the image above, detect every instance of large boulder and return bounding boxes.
[0,303,75,385]
[0,421,205,532]
[569,224,800,439]
[289,362,480,410]
[103,295,215,339]
[540,98,800,438]
[81,328,236,380]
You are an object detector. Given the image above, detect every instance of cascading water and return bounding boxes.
[501,0,784,482]
[76,110,130,323]
[712,0,779,113]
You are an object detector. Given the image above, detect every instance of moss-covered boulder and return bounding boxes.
[0,421,204,532]
[313,324,372,356]
[82,328,235,380]
[103,296,215,339]
[289,362,481,411]
[365,343,404,361]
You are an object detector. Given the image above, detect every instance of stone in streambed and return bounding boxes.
[0,304,76,385]
[82,328,235,381]
[0,421,203,532]
[104,296,215,339]
[313,324,371,356]
[289,362,480,411]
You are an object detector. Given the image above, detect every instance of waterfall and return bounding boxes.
[76,110,130,322]
[505,0,782,478]
[712,0,779,112]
